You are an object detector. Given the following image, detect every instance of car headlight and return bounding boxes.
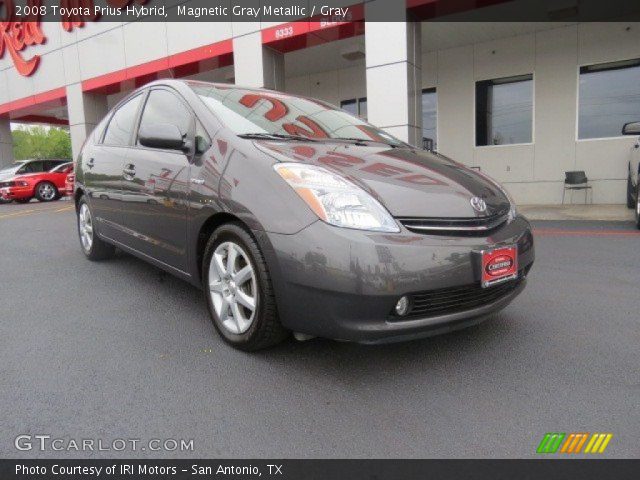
[501,187,518,222]
[274,163,399,233]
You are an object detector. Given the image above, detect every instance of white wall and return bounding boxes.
[0,18,271,106]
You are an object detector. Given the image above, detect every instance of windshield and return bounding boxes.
[189,83,406,147]
[0,164,21,174]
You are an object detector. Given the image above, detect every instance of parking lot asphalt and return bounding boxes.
[1,200,639,459]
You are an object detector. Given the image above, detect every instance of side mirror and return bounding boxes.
[139,123,186,151]
[622,121,640,136]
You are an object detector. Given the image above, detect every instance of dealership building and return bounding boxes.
[0,2,639,205]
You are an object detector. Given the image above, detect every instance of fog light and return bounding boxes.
[395,296,410,316]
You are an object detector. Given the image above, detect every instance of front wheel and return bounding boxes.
[627,175,635,209]
[202,223,288,351]
[35,181,58,202]
[77,197,115,260]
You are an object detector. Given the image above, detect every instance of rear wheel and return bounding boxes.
[635,184,640,230]
[202,223,288,351]
[627,175,635,209]
[77,196,115,260]
[35,181,58,202]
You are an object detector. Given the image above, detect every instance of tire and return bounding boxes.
[627,175,635,209]
[202,222,288,351]
[635,184,640,230]
[35,181,58,202]
[77,196,115,261]
[15,198,31,204]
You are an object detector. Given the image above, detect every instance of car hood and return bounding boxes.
[0,171,19,182]
[256,141,511,218]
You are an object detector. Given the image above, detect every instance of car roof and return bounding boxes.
[142,78,288,97]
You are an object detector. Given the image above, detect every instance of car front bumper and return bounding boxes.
[258,215,534,343]
[0,186,33,200]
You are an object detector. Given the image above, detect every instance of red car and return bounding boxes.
[0,162,74,203]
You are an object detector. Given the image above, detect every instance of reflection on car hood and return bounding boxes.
[256,140,511,218]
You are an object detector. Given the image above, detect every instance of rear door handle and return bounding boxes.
[123,164,136,179]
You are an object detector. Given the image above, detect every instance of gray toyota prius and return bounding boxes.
[74,79,534,350]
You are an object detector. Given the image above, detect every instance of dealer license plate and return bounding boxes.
[480,245,518,288]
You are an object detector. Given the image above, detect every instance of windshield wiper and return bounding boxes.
[332,137,400,148]
[238,133,318,142]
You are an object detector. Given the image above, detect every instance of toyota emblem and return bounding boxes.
[470,196,487,213]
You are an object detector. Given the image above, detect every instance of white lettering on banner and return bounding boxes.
[275,25,294,39]
[320,6,349,18]
[232,6,261,18]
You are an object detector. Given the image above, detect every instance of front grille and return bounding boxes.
[394,274,524,320]
[398,213,508,236]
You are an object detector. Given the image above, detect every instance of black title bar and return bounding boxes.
[2,459,640,480]
[1,0,639,23]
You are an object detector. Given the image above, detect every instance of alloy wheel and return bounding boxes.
[78,203,94,252]
[208,241,257,335]
[38,183,56,201]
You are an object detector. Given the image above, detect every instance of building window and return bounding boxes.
[341,97,367,119]
[422,88,437,150]
[578,59,640,140]
[476,74,533,146]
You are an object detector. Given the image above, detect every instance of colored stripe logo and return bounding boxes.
[536,432,613,453]
[537,433,612,454]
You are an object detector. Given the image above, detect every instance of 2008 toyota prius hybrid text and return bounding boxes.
[74,80,534,351]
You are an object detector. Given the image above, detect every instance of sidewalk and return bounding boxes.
[519,204,635,221]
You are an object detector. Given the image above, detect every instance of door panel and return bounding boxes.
[83,144,128,241]
[118,88,195,272]
[84,92,145,241]
[120,150,190,271]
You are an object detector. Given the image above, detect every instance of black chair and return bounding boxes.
[562,171,593,204]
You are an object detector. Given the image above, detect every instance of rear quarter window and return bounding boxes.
[103,94,145,146]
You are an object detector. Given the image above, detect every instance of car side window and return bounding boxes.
[20,162,44,173]
[43,161,61,171]
[137,89,194,146]
[103,94,144,147]
[93,115,110,143]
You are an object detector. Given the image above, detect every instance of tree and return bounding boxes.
[12,125,72,160]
